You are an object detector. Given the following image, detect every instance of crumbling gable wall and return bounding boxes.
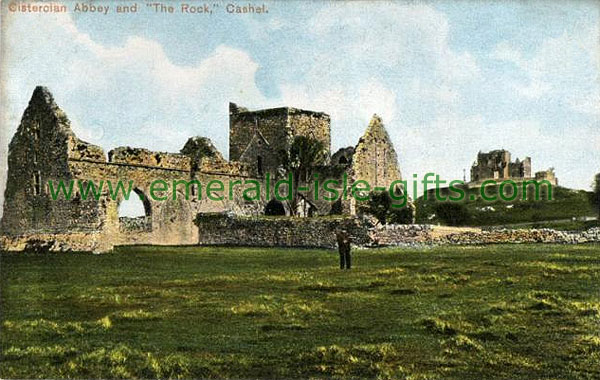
[1,86,107,236]
[351,115,402,189]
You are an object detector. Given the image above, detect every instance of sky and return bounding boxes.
[1,0,599,217]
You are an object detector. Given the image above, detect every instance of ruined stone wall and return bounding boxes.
[194,214,600,250]
[1,87,107,235]
[109,147,191,171]
[64,156,265,250]
[471,150,534,183]
[229,104,289,162]
[535,169,558,186]
[195,213,364,248]
[471,150,508,182]
[238,133,280,177]
[1,87,267,252]
[509,157,531,178]
[521,157,532,178]
[331,147,355,165]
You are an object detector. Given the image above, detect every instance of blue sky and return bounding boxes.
[1,0,599,215]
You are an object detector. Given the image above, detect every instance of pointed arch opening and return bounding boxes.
[264,199,286,216]
[119,188,152,232]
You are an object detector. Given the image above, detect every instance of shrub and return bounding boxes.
[359,191,413,224]
[434,203,470,226]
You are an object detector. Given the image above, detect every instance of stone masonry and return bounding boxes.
[470,149,558,186]
[1,87,409,252]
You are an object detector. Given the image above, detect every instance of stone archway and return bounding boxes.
[264,199,286,216]
[118,188,152,232]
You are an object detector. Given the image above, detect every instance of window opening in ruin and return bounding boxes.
[33,171,41,196]
[257,155,264,176]
[32,120,40,141]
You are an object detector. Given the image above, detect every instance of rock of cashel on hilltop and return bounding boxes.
[0,87,411,252]
[470,149,558,186]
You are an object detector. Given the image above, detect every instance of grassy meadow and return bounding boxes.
[1,244,600,379]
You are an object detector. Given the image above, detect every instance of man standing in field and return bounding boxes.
[336,228,352,270]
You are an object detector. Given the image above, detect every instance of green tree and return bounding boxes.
[358,191,414,224]
[279,136,327,216]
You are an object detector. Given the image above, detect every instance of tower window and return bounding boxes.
[33,171,42,196]
[32,120,40,141]
[257,156,264,176]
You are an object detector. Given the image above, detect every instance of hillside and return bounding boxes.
[415,184,596,227]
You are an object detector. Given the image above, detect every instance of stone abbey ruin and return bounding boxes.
[0,87,405,252]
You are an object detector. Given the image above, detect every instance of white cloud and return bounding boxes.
[491,26,599,105]
[490,41,523,65]
[277,3,481,150]
[515,80,552,99]
[2,11,267,151]
[0,11,269,216]
[568,91,600,116]
[1,3,598,220]
[409,79,460,105]
[357,79,398,123]
[397,113,599,196]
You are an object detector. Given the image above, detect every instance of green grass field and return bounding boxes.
[2,244,600,379]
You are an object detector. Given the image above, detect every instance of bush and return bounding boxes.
[434,203,470,226]
[359,191,413,224]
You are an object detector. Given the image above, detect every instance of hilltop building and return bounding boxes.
[470,149,557,186]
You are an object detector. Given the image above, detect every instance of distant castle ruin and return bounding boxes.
[0,87,406,252]
[470,149,558,186]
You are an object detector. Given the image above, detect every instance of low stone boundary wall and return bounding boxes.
[194,213,365,248]
[437,227,600,245]
[119,216,152,232]
[369,224,600,247]
[195,214,600,249]
[3,218,598,253]
[0,232,111,253]
[369,224,434,246]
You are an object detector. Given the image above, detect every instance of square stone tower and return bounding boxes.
[229,103,331,175]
